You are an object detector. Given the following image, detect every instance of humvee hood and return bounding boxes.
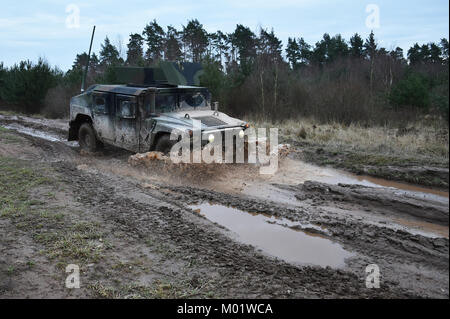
[158,109,245,130]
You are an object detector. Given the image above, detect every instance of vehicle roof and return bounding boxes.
[91,84,150,96]
[91,84,207,96]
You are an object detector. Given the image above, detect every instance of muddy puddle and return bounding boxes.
[0,114,68,131]
[351,174,449,198]
[244,158,448,203]
[393,218,449,238]
[1,123,78,147]
[189,203,354,268]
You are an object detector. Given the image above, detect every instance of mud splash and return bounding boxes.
[189,203,353,268]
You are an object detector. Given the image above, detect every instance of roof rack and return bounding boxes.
[126,82,178,88]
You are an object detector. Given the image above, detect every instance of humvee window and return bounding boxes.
[94,96,107,114]
[118,100,135,118]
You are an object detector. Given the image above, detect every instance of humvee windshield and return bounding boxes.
[156,94,177,113]
[179,92,208,108]
[143,89,210,117]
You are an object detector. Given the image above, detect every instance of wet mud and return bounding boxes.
[288,139,449,189]
[0,114,448,298]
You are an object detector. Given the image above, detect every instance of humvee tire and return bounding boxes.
[78,123,99,152]
[154,134,176,155]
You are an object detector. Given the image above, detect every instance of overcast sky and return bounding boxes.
[1,0,448,71]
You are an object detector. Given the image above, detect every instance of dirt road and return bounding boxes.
[0,114,448,298]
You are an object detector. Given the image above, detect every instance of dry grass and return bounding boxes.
[249,117,449,163]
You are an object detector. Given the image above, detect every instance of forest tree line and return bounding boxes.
[0,19,448,125]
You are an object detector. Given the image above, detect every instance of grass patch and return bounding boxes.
[89,278,217,299]
[0,126,25,144]
[251,118,449,166]
[0,156,106,268]
[0,157,49,218]
[47,233,104,263]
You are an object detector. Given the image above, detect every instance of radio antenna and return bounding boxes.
[81,25,96,92]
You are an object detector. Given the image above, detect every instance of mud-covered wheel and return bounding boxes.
[154,134,176,155]
[78,123,99,152]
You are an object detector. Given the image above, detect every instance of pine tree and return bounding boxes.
[440,38,449,64]
[126,33,144,66]
[429,43,442,64]
[286,38,301,68]
[328,34,349,61]
[390,47,405,62]
[182,19,208,63]
[258,28,282,62]
[350,33,364,58]
[207,30,229,65]
[363,30,377,60]
[298,38,312,65]
[164,26,182,62]
[311,34,330,64]
[143,20,165,63]
[364,31,377,95]
[421,44,431,62]
[230,24,257,65]
[407,43,422,65]
[72,52,89,70]
[99,37,120,66]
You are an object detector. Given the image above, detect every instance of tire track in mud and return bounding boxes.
[53,161,418,298]
[147,183,448,297]
[275,182,449,226]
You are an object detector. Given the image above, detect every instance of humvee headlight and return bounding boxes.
[208,134,215,143]
[239,130,245,138]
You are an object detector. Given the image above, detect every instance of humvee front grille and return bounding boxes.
[193,116,227,127]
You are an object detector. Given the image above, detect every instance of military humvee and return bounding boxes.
[68,62,250,154]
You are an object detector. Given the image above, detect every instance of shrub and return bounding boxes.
[0,59,62,114]
[389,72,430,109]
[297,127,307,139]
[431,88,449,121]
[199,57,226,101]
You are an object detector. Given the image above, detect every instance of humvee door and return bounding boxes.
[114,94,140,152]
[92,92,114,143]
